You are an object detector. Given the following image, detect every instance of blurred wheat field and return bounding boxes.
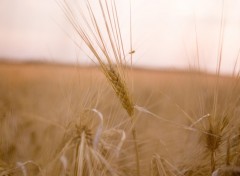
[1,62,240,175]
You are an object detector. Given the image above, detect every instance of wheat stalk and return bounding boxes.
[59,0,140,175]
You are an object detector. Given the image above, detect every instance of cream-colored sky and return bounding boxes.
[0,0,240,73]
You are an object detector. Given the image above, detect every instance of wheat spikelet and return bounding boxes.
[73,115,123,176]
[206,127,221,173]
[105,66,134,117]
[75,125,93,147]
[46,109,124,176]
[205,114,229,173]
[74,122,113,176]
[206,129,221,153]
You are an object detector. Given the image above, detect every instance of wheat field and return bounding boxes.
[1,0,240,175]
[0,62,240,176]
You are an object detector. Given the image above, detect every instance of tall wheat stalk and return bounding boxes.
[59,0,140,175]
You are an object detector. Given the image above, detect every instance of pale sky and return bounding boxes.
[1,0,240,73]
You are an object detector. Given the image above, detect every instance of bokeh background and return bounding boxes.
[1,0,240,73]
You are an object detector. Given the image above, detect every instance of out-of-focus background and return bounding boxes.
[1,0,240,73]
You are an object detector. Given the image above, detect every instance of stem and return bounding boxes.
[211,151,215,173]
[74,141,80,176]
[132,127,140,176]
[226,137,230,166]
[129,0,133,60]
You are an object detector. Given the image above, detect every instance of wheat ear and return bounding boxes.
[105,66,134,117]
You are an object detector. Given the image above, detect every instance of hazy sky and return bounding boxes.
[1,0,240,73]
